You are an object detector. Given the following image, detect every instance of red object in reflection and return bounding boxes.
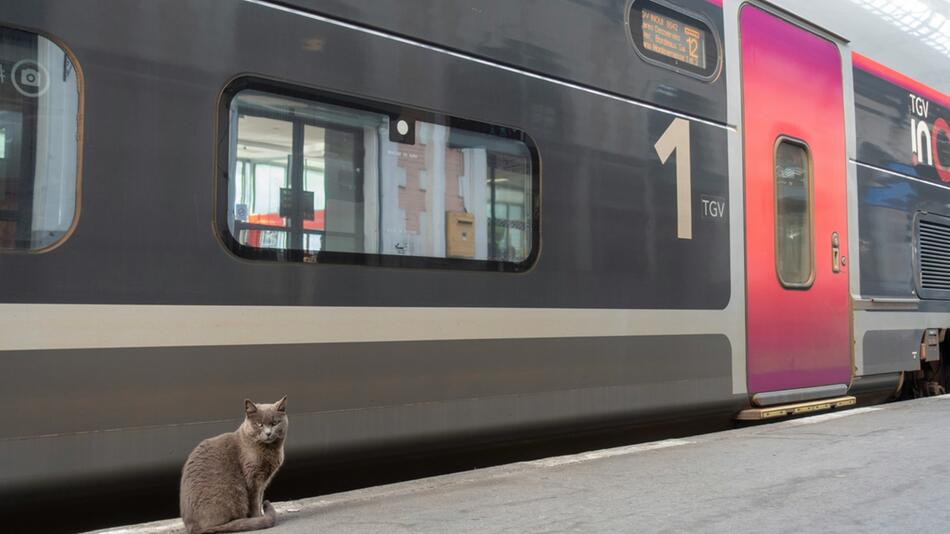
[244,211,325,247]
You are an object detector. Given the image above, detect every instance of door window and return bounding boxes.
[774,139,813,287]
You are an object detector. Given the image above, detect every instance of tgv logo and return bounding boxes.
[910,93,950,182]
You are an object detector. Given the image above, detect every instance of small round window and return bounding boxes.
[0,26,82,251]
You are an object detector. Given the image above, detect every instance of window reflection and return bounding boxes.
[0,27,80,251]
[228,90,534,264]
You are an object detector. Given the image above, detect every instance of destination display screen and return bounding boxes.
[641,9,706,69]
[627,0,718,79]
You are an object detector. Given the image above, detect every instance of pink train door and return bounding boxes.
[741,5,851,400]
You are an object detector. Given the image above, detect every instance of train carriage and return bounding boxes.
[0,0,947,496]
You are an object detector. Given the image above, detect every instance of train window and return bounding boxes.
[774,139,813,288]
[0,27,81,251]
[219,80,539,271]
[627,0,720,80]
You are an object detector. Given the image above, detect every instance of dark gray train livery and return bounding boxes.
[0,0,947,494]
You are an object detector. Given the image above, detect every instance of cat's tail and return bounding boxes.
[195,502,277,534]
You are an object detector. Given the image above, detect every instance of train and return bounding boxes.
[0,0,948,498]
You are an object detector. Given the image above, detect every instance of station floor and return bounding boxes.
[98,396,950,534]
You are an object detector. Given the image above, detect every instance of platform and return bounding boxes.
[96,396,950,533]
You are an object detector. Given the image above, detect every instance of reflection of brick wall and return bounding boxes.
[397,143,427,233]
[397,143,466,234]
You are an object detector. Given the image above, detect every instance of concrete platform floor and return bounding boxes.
[97,396,950,534]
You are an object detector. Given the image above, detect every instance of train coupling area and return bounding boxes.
[92,396,950,534]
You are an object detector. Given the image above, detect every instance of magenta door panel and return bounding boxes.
[741,5,852,394]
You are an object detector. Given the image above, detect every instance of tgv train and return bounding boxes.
[0,0,948,496]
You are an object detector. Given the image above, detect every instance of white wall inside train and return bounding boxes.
[31,37,79,248]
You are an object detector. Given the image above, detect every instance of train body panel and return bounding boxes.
[1,334,737,491]
[852,55,950,299]
[848,50,950,379]
[276,0,728,124]
[0,0,946,496]
[0,0,730,310]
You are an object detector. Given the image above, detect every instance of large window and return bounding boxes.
[0,27,81,251]
[219,81,538,270]
[774,139,813,287]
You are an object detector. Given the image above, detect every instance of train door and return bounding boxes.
[741,5,851,400]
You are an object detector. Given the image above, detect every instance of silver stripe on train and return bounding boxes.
[854,161,950,192]
[0,304,737,352]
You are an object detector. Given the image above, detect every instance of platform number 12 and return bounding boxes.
[654,118,692,240]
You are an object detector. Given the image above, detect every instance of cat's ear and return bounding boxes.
[275,396,287,413]
[245,399,258,415]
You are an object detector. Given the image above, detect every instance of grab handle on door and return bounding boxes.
[832,232,841,273]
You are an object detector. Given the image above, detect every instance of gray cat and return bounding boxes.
[180,397,288,534]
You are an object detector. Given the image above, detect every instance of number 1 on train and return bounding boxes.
[654,117,692,240]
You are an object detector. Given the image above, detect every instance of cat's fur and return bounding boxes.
[180,397,288,534]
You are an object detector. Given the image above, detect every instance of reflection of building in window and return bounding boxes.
[396,141,431,234]
[232,114,337,253]
[228,90,533,264]
[378,123,531,262]
[489,153,531,263]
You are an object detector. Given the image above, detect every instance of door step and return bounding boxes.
[736,395,856,421]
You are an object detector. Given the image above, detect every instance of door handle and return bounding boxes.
[832,231,841,273]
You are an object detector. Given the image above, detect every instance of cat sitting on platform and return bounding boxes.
[180,397,288,534]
